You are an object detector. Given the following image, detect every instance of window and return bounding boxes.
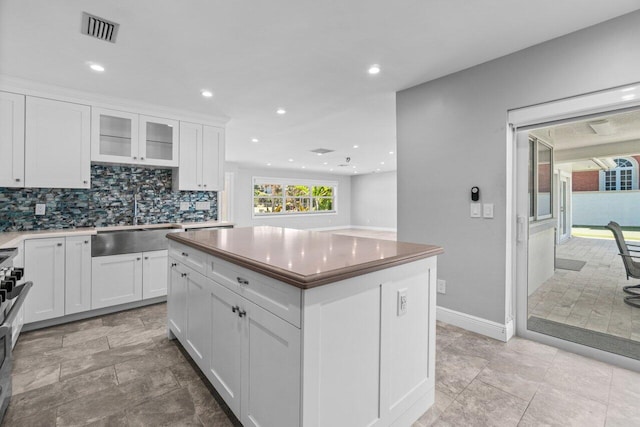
[600,157,638,191]
[253,177,337,216]
[528,136,553,220]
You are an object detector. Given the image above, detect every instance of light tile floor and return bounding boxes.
[5,304,640,426]
[528,236,640,341]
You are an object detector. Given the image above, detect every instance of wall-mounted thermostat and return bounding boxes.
[471,186,480,202]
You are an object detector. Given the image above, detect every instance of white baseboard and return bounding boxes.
[350,225,397,232]
[436,306,513,342]
[307,225,398,232]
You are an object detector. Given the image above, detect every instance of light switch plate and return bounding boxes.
[470,203,481,218]
[35,203,46,215]
[437,279,446,294]
[195,201,210,210]
[483,203,494,218]
[180,202,190,211]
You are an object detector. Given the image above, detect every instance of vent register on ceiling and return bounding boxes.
[81,12,119,43]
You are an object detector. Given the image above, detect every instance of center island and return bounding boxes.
[166,226,443,427]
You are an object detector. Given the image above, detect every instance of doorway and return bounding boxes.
[510,83,640,369]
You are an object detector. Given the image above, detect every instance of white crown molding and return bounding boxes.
[0,75,229,127]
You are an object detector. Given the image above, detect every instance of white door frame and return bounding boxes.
[507,82,640,370]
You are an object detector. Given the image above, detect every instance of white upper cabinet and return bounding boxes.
[174,122,224,191]
[92,108,178,167]
[139,115,179,167]
[0,91,25,187]
[25,97,90,189]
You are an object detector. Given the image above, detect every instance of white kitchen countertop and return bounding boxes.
[0,221,234,249]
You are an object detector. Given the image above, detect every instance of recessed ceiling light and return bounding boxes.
[277,108,286,115]
[288,158,294,162]
[353,145,359,149]
[301,166,306,169]
[389,151,394,155]
[267,163,271,166]
[353,171,358,174]
[323,162,328,165]
[329,168,333,172]
[376,168,381,172]
[380,161,385,165]
[368,64,380,75]
[622,94,636,101]
[89,63,105,72]
[621,87,636,92]
[201,90,213,98]
[251,138,259,143]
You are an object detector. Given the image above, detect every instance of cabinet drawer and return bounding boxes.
[169,241,208,276]
[208,256,301,328]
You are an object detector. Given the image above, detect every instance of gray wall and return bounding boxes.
[230,164,352,229]
[351,171,397,229]
[397,11,640,324]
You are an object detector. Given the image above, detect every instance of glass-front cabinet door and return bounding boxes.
[91,109,179,167]
[139,115,179,167]
[91,108,139,163]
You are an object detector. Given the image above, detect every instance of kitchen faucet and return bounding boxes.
[133,191,140,225]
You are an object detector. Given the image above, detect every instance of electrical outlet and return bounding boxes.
[35,203,46,215]
[195,201,210,210]
[179,202,190,211]
[397,289,408,316]
[437,279,446,294]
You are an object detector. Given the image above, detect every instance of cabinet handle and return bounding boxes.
[182,252,189,257]
[15,178,20,182]
[144,256,149,260]
[232,305,238,313]
[181,272,188,278]
[56,243,63,247]
[238,309,246,318]
[133,156,137,160]
[141,157,145,160]
[84,240,89,244]
[83,180,88,184]
[171,262,177,267]
[136,257,141,261]
[204,184,207,187]
[237,277,249,286]
[197,184,202,187]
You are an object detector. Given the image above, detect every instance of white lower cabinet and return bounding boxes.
[23,238,66,323]
[169,256,301,426]
[92,253,143,309]
[142,250,169,299]
[65,236,92,315]
[92,250,168,310]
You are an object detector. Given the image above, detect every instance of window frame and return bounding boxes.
[252,176,338,218]
[599,157,639,191]
[529,136,554,221]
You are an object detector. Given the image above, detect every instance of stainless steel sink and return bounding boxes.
[92,228,182,257]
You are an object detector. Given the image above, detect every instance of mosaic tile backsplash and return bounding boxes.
[0,165,218,232]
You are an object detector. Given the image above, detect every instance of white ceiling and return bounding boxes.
[1,1,639,175]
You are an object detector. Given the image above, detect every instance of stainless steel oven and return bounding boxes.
[0,247,32,422]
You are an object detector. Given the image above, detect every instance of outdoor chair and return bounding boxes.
[605,221,640,308]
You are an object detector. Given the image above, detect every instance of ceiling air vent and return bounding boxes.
[81,12,119,43]
[310,148,335,155]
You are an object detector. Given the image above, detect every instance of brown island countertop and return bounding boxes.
[167,226,443,289]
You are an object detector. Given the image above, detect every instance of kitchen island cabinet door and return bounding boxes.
[207,280,242,417]
[25,96,90,189]
[24,238,66,323]
[142,250,168,299]
[0,91,25,187]
[184,269,210,368]
[91,253,142,309]
[167,261,187,339]
[241,298,301,427]
[65,236,92,315]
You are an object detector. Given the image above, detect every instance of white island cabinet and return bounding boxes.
[167,226,442,427]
